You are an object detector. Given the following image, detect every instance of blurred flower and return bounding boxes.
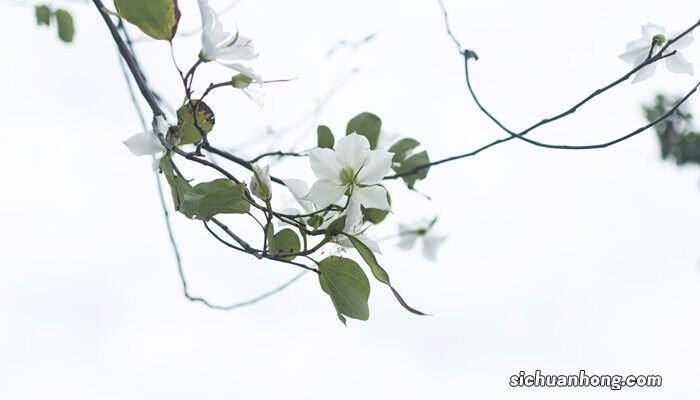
[306,133,392,228]
[197,0,260,82]
[250,163,271,201]
[619,23,694,83]
[397,219,447,262]
[123,115,169,170]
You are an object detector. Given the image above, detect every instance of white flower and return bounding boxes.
[250,163,272,201]
[306,133,393,229]
[280,178,381,254]
[123,115,170,170]
[197,0,261,82]
[397,220,447,262]
[619,23,694,83]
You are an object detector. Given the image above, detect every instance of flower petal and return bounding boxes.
[151,155,162,171]
[619,45,649,65]
[197,0,219,60]
[641,23,666,38]
[282,178,316,213]
[342,196,363,230]
[668,30,694,50]
[397,232,419,250]
[664,52,694,75]
[278,207,302,227]
[306,179,346,209]
[154,115,169,135]
[353,185,390,210]
[123,131,164,156]
[632,62,658,83]
[338,233,381,254]
[422,234,447,262]
[219,62,262,83]
[357,149,393,184]
[335,133,371,172]
[309,148,342,184]
[282,178,309,199]
[216,36,258,60]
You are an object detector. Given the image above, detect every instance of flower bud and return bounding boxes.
[250,163,272,201]
[232,73,254,89]
[652,34,666,46]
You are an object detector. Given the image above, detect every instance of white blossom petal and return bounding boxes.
[151,155,162,171]
[307,179,346,209]
[278,207,301,227]
[338,233,381,254]
[422,234,447,262]
[664,52,694,75]
[154,115,169,135]
[283,178,309,198]
[309,148,343,184]
[632,62,658,83]
[123,131,165,156]
[220,62,262,83]
[353,185,390,210]
[641,23,666,37]
[357,150,393,184]
[343,196,363,230]
[216,36,258,60]
[668,30,694,50]
[619,45,649,65]
[334,133,371,173]
[197,0,220,60]
[282,178,315,213]
[397,232,418,250]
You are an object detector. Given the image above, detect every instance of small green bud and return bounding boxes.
[652,34,666,46]
[166,126,182,146]
[232,73,253,89]
[307,215,324,228]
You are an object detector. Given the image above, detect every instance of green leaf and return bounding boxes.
[324,215,347,237]
[307,214,324,229]
[317,125,335,149]
[55,9,74,43]
[176,100,215,145]
[393,150,430,189]
[114,0,180,41]
[269,228,301,260]
[389,138,421,163]
[35,5,51,26]
[159,157,195,218]
[182,179,249,220]
[318,256,370,322]
[362,207,389,224]
[344,234,427,316]
[346,112,381,149]
[362,190,391,224]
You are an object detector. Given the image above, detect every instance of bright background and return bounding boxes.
[1,0,699,398]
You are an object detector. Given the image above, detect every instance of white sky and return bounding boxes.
[1,0,699,399]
